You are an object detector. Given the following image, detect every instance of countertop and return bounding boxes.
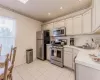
[64,45,100,70]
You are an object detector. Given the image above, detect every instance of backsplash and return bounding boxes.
[52,34,100,46]
[74,35,100,46]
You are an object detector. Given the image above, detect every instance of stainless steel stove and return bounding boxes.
[50,39,67,67]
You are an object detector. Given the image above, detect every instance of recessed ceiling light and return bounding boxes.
[18,0,28,4]
[60,7,63,10]
[48,13,51,16]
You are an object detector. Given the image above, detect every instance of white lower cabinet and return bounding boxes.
[46,45,51,61]
[64,52,73,69]
[76,64,100,80]
[64,47,79,70]
[73,49,79,69]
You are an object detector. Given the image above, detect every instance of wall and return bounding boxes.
[55,34,100,46]
[0,7,42,66]
[74,35,100,46]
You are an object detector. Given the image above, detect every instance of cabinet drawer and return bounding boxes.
[64,48,73,52]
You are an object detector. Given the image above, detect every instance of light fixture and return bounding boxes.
[48,13,51,16]
[18,0,28,4]
[60,7,63,10]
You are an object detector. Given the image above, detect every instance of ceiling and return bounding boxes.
[0,0,92,22]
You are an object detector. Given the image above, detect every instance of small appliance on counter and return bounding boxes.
[70,38,74,46]
[50,39,67,67]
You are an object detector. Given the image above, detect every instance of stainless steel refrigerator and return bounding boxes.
[36,31,50,60]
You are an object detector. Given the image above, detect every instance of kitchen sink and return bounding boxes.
[75,46,95,50]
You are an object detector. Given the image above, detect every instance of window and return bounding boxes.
[0,16,16,55]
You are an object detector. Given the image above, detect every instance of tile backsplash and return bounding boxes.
[53,34,100,46]
[74,35,100,46]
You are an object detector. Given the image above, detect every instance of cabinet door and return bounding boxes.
[54,20,65,28]
[65,18,73,35]
[95,0,100,30]
[42,25,47,30]
[73,49,79,70]
[83,10,92,34]
[92,0,100,32]
[47,23,54,36]
[92,0,96,32]
[43,23,53,36]
[73,15,82,35]
[64,52,73,68]
[47,45,51,61]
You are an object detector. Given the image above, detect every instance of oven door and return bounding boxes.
[51,47,63,62]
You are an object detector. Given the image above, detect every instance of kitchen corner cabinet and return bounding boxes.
[92,0,100,32]
[83,10,92,34]
[46,44,51,61]
[54,20,65,28]
[94,0,100,30]
[65,18,73,35]
[73,15,82,35]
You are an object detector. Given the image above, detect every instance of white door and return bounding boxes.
[83,10,92,34]
[73,15,82,35]
[64,51,73,68]
[54,20,65,28]
[65,18,73,35]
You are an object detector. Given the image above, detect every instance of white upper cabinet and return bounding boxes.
[83,10,92,34]
[65,18,73,35]
[42,23,53,36]
[46,23,54,30]
[73,15,82,35]
[43,23,53,30]
[54,20,65,28]
[42,25,47,30]
[95,0,100,29]
[92,0,100,32]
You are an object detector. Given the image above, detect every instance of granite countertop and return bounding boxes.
[64,45,100,70]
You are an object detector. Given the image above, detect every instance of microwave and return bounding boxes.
[53,27,66,37]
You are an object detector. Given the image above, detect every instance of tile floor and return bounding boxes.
[13,59,75,80]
